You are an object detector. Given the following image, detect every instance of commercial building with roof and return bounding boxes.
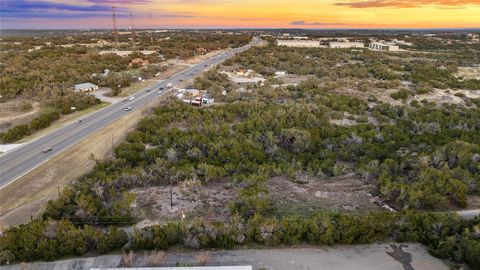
[369,42,400,52]
[74,83,99,93]
[329,42,364,49]
[276,39,321,48]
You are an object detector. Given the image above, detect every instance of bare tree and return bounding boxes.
[147,250,167,266]
[196,251,210,266]
[121,250,135,267]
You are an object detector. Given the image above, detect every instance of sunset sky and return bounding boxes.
[1,0,480,29]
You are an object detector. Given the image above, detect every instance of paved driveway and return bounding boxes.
[92,89,123,104]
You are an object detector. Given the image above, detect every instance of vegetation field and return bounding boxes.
[1,33,480,269]
[0,31,250,143]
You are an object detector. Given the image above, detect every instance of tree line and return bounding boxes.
[1,212,479,268]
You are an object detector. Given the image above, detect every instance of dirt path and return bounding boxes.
[0,102,40,125]
[455,209,480,220]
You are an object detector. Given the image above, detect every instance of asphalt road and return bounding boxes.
[0,38,260,189]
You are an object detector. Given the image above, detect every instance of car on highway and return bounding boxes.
[124,107,132,111]
[179,79,183,82]
[146,89,151,93]
[42,147,53,153]
[75,119,83,124]
[128,96,135,101]
[204,64,208,67]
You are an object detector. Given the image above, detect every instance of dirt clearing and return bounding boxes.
[0,101,39,124]
[131,180,239,224]
[0,101,40,133]
[456,66,480,80]
[268,173,382,215]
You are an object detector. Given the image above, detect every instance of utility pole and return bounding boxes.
[112,6,119,48]
[149,13,154,46]
[130,10,136,47]
[169,177,173,209]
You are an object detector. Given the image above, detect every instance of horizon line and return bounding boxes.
[2,27,480,31]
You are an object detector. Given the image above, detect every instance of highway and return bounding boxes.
[0,38,260,189]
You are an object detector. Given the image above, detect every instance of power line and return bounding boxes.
[130,9,136,47]
[112,5,119,48]
[149,13,154,46]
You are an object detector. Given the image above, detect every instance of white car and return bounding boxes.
[128,96,135,101]
[124,107,132,111]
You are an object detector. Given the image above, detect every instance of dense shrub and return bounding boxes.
[1,213,479,268]
[0,111,59,143]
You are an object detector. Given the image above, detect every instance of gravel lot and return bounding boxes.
[0,243,449,270]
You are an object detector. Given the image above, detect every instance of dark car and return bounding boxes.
[146,89,151,92]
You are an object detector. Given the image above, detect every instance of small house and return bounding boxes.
[74,83,99,93]
[129,58,149,67]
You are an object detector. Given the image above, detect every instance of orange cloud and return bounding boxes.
[335,0,480,8]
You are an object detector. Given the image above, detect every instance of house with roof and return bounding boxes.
[129,58,150,67]
[74,83,99,93]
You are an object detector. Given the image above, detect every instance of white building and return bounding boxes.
[329,42,364,49]
[292,36,309,40]
[98,50,157,57]
[392,39,413,46]
[275,71,287,77]
[369,42,400,52]
[74,83,99,93]
[276,39,321,48]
